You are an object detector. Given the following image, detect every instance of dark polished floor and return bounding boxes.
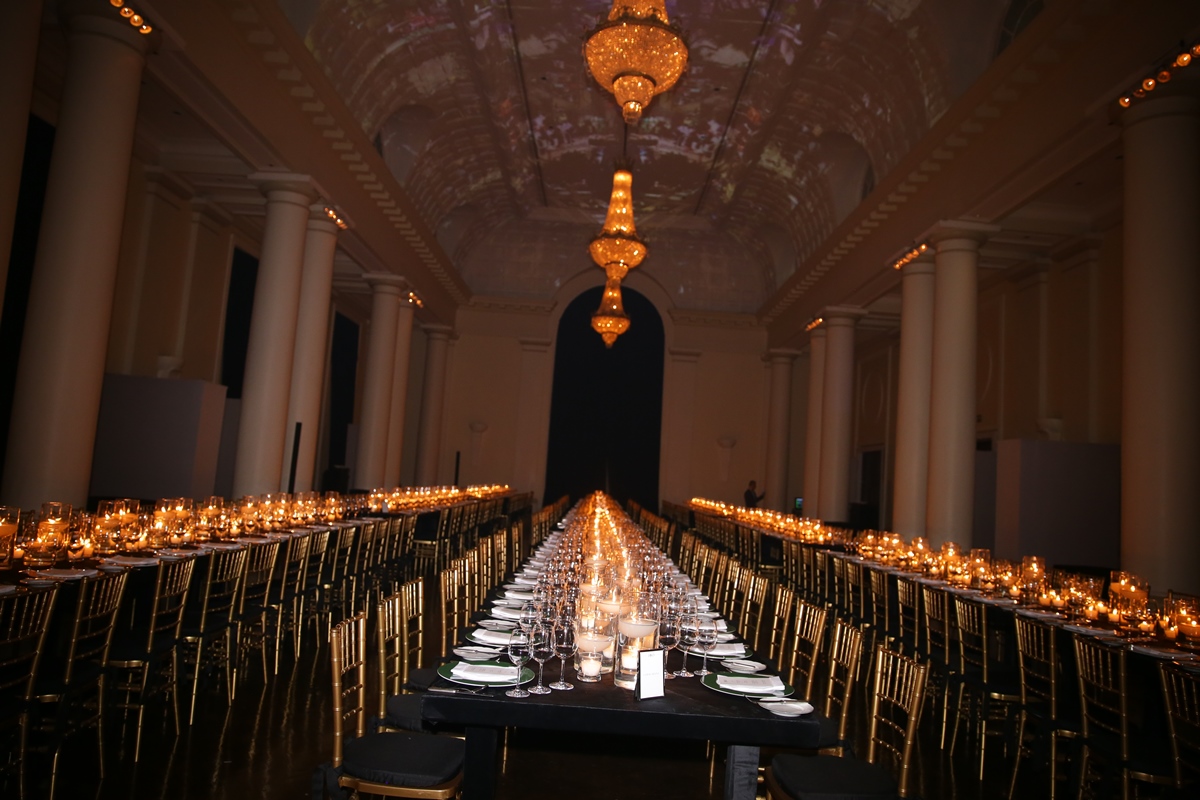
[23,634,1150,800]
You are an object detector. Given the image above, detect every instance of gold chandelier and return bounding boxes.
[591,278,631,348]
[589,169,646,281]
[584,1,689,124]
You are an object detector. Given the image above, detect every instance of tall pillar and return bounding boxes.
[764,349,800,512]
[414,325,452,486]
[354,274,405,491]
[0,0,44,313]
[231,175,315,498]
[2,10,148,509]
[801,328,827,519]
[1121,95,1200,594]
[816,307,865,523]
[281,206,339,493]
[925,222,995,547]
[892,253,936,537]
[383,295,415,487]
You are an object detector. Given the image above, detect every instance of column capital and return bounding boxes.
[363,273,407,295]
[422,324,454,341]
[820,305,867,328]
[1123,93,1200,130]
[249,172,318,205]
[924,219,1000,248]
[901,251,936,276]
[60,1,155,55]
[765,348,802,365]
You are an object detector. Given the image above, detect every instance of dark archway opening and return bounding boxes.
[544,286,664,512]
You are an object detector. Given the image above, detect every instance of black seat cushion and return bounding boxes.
[342,731,464,788]
[404,668,437,691]
[384,693,426,732]
[772,753,899,800]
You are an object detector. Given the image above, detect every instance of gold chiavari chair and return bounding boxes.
[843,559,867,627]
[322,614,463,799]
[950,594,1021,778]
[780,539,801,592]
[818,617,864,755]
[766,585,796,672]
[235,539,282,684]
[1010,613,1079,799]
[318,524,358,630]
[1074,635,1172,798]
[738,572,770,653]
[720,559,744,623]
[830,556,848,617]
[895,576,920,655]
[784,599,828,702]
[866,566,892,646]
[268,529,312,674]
[491,532,507,589]
[33,572,126,795]
[378,582,429,732]
[180,546,247,725]
[1160,660,1200,792]
[110,557,196,761]
[920,582,956,748]
[767,647,928,800]
[812,549,831,609]
[0,586,59,796]
[300,526,333,643]
[438,566,468,659]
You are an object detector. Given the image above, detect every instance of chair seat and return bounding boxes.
[404,668,437,691]
[342,731,464,788]
[772,753,899,800]
[384,693,426,732]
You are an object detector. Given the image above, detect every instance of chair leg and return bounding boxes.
[170,649,181,736]
[189,638,204,726]
[1008,709,1026,799]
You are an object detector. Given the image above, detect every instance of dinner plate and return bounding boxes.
[758,699,814,717]
[0,584,17,595]
[721,659,766,673]
[701,672,793,698]
[101,556,159,568]
[22,578,55,587]
[437,661,534,687]
[478,619,517,631]
[1130,643,1197,660]
[684,644,750,659]
[469,630,518,647]
[29,568,98,581]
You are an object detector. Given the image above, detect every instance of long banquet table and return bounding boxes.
[421,524,825,800]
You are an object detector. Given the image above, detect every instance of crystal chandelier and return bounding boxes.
[589,169,646,281]
[591,278,631,348]
[584,1,689,124]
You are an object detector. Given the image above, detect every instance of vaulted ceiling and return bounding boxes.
[281,0,1023,313]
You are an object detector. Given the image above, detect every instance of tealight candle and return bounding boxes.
[1085,606,1098,621]
[1051,595,1066,608]
[12,546,23,559]
[620,647,639,671]
[81,540,94,558]
[1039,593,1051,607]
[1108,611,1121,624]
[1137,620,1155,633]
[1164,625,1179,641]
[579,652,602,678]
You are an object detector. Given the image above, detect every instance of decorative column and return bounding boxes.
[2,9,148,509]
[764,349,801,512]
[925,221,996,547]
[817,307,865,523]
[801,328,827,519]
[414,325,452,486]
[231,175,315,498]
[280,206,339,493]
[354,274,405,491]
[0,0,44,313]
[383,296,415,487]
[891,253,936,537]
[1121,95,1200,594]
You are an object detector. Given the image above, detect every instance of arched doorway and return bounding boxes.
[544,286,664,511]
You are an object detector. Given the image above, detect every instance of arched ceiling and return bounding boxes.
[282,0,1016,313]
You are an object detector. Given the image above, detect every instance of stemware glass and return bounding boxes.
[550,618,577,691]
[519,601,539,634]
[695,619,718,677]
[675,615,699,677]
[528,624,553,695]
[658,614,680,680]
[506,631,531,698]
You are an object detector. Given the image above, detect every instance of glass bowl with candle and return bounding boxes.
[0,506,19,568]
[24,501,71,568]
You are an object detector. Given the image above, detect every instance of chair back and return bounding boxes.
[240,540,282,613]
[738,571,769,646]
[377,579,425,720]
[1013,613,1062,719]
[326,524,358,587]
[812,549,830,606]
[786,598,828,699]
[766,585,795,668]
[953,595,991,682]
[1074,635,1130,759]
[866,647,929,797]
[62,571,129,685]
[822,617,864,743]
[303,527,332,596]
[895,577,920,654]
[439,566,467,657]
[920,584,951,667]
[1160,660,1200,788]
[867,566,891,639]
[781,539,802,591]
[330,613,368,766]
[270,530,311,606]
[843,559,865,622]
[143,557,196,654]
[194,547,248,634]
[830,556,847,615]
[0,586,59,704]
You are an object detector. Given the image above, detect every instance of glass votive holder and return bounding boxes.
[576,651,603,682]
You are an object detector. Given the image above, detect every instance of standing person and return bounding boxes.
[744,480,765,508]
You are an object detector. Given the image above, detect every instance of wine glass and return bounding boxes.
[659,614,680,680]
[519,601,539,634]
[550,618,577,691]
[676,615,698,678]
[528,623,553,695]
[506,631,531,698]
[695,619,718,677]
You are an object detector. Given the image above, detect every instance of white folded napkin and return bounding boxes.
[505,589,534,600]
[716,632,736,642]
[491,606,524,620]
[716,675,786,693]
[451,663,520,682]
[471,629,516,645]
[513,576,537,585]
[701,643,747,657]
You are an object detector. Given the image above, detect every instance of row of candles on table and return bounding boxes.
[508,493,717,693]
[365,484,511,514]
[690,497,843,544]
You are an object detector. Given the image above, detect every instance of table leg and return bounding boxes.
[462,726,498,799]
[724,745,760,800]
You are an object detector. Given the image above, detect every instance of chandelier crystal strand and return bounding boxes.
[591,278,631,348]
[584,0,689,124]
[589,169,647,282]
